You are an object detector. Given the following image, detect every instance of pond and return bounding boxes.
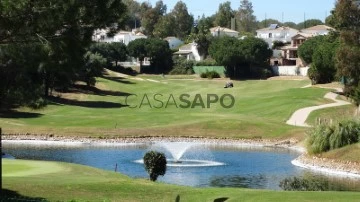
[2,141,360,191]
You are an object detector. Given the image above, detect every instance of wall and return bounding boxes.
[272,66,309,76]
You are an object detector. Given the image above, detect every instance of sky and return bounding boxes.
[139,0,336,24]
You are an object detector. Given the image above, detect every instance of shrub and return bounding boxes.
[143,151,167,181]
[307,66,320,85]
[195,58,218,66]
[306,124,333,154]
[272,41,286,50]
[279,176,330,191]
[306,119,360,154]
[169,56,194,75]
[200,72,207,78]
[200,71,220,79]
[329,120,360,150]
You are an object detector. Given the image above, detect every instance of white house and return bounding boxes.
[210,26,239,37]
[256,24,299,47]
[92,29,147,45]
[300,25,335,36]
[164,37,184,49]
[174,43,201,61]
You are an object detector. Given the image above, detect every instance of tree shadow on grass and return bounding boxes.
[0,189,47,201]
[102,76,136,85]
[68,84,132,97]
[214,197,229,202]
[47,96,128,109]
[0,110,43,119]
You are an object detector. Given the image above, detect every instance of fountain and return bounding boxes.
[135,142,225,167]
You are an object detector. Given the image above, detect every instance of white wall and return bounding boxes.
[211,31,238,38]
[257,29,298,44]
[301,30,330,36]
[191,44,202,61]
[93,30,147,45]
[272,66,309,76]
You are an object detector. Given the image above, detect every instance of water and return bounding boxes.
[2,141,360,190]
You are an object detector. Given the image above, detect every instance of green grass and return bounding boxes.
[0,73,331,139]
[2,159,360,202]
[319,143,360,163]
[307,104,358,126]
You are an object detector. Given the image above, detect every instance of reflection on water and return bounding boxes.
[2,142,360,191]
[210,175,267,189]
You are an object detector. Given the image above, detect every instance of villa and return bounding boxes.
[301,25,335,36]
[174,42,202,61]
[256,24,299,47]
[92,29,147,45]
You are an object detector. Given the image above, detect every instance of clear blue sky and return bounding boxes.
[139,0,335,23]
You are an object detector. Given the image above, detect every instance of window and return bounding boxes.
[269,33,273,38]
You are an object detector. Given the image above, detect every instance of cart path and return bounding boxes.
[286,87,351,127]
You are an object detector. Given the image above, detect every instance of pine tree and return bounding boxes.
[236,0,257,34]
[335,0,360,105]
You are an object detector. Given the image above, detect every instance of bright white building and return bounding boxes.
[256,24,299,46]
[92,29,147,45]
[174,43,202,61]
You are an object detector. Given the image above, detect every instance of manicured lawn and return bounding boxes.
[317,143,360,163]
[0,72,331,140]
[307,104,358,126]
[2,159,360,202]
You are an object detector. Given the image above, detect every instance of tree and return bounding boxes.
[214,2,235,28]
[298,36,326,64]
[297,19,324,29]
[0,0,127,109]
[171,1,194,39]
[141,1,167,36]
[325,10,337,27]
[128,38,149,72]
[241,37,273,76]
[123,0,141,30]
[153,14,176,38]
[189,16,214,59]
[143,151,167,181]
[146,38,173,73]
[81,52,106,87]
[335,0,360,106]
[209,36,243,78]
[109,43,128,67]
[236,0,257,33]
[309,41,339,84]
[209,36,272,78]
[283,22,298,29]
[89,42,127,67]
[258,19,282,29]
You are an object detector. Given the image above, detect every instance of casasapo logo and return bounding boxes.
[125,94,235,109]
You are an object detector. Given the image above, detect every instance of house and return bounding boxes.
[256,24,299,47]
[301,25,335,36]
[92,29,147,45]
[210,26,239,37]
[272,25,335,67]
[174,43,201,61]
[278,32,313,66]
[164,37,184,49]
